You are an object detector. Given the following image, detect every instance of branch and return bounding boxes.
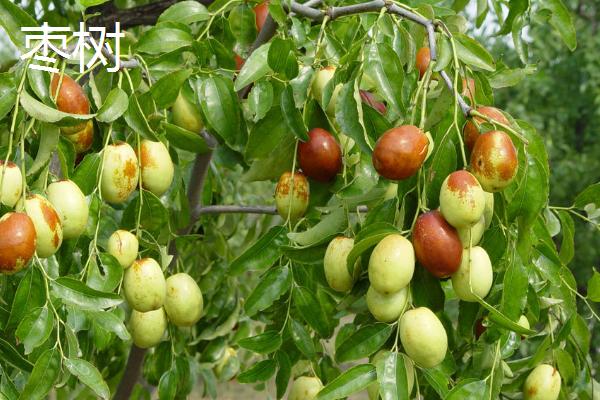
[195,204,369,216]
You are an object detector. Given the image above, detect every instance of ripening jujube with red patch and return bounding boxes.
[412,210,463,278]
[65,120,94,154]
[372,125,429,180]
[25,194,63,258]
[100,142,139,204]
[0,212,36,274]
[416,47,431,78]
[439,170,486,228]
[463,106,510,151]
[275,171,309,221]
[50,74,90,134]
[470,130,519,192]
[298,128,342,182]
[0,161,23,208]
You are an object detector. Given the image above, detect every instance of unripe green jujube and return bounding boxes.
[523,364,561,400]
[288,376,323,400]
[457,216,485,248]
[47,180,89,239]
[107,230,139,268]
[172,92,203,133]
[123,258,166,312]
[451,246,493,302]
[164,273,203,327]
[138,139,174,196]
[366,286,408,322]
[400,307,447,368]
[323,237,357,292]
[311,66,341,116]
[129,308,166,348]
[368,234,415,295]
[439,170,486,228]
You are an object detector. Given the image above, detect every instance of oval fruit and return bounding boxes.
[368,351,414,399]
[372,125,428,180]
[451,246,493,302]
[139,140,174,196]
[254,1,269,31]
[416,47,431,79]
[65,120,94,153]
[457,216,485,248]
[164,273,203,327]
[107,230,138,268]
[25,194,63,258]
[311,66,341,116]
[50,74,90,134]
[0,212,36,274]
[483,191,494,228]
[439,170,486,228]
[400,307,448,368]
[234,54,245,70]
[275,172,309,222]
[47,180,89,239]
[324,237,358,292]
[368,234,415,294]
[129,308,166,349]
[367,286,408,322]
[123,258,166,312]
[100,142,139,203]
[0,161,23,208]
[463,106,509,152]
[288,376,323,400]
[412,210,462,278]
[172,92,203,133]
[471,130,518,192]
[523,364,561,400]
[298,128,342,182]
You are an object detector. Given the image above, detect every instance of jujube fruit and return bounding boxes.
[288,376,323,400]
[129,308,166,348]
[368,351,414,399]
[65,120,94,154]
[47,180,89,240]
[25,194,63,258]
[298,128,342,182]
[164,273,203,327]
[523,364,561,400]
[100,142,139,203]
[470,130,518,192]
[412,210,462,278]
[275,172,309,222]
[123,258,166,312]
[372,125,429,181]
[107,230,139,268]
[416,47,431,79]
[439,170,486,228]
[50,74,90,134]
[463,106,509,152]
[366,285,408,322]
[483,191,494,228]
[0,161,23,208]
[253,1,269,31]
[323,236,357,292]
[138,140,174,196]
[457,216,485,248]
[172,92,203,133]
[0,212,36,274]
[368,234,415,294]
[400,307,448,368]
[451,246,493,302]
[311,66,341,116]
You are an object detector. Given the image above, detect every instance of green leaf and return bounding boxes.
[557,210,574,264]
[72,153,101,195]
[50,277,123,310]
[268,39,298,79]
[500,254,528,320]
[246,107,289,159]
[79,0,110,6]
[64,358,110,400]
[0,338,33,372]
[446,379,486,400]
[0,72,16,120]
[346,223,398,276]
[86,310,131,341]
[316,364,376,400]
[245,265,292,317]
[497,0,529,35]
[18,348,60,400]
[287,208,347,247]
[573,183,600,209]
[275,352,292,399]
[541,0,576,51]
[507,156,548,227]
[87,253,124,292]
[336,324,392,363]
[294,286,332,338]
[28,123,59,177]
[151,70,192,109]
[163,122,210,154]
[290,318,316,359]
[123,93,158,141]
[20,91,94,125]
[587,270,600,302]
[237,359,277,383]
[230,226,287,274]
[243,137,295,181]
[281,243,327,265]
[7,267,45,331]
[489,65,536,88]
[199,75,243,149]
[238,330,282,354]
[27,69,49,102]
[234,43,272,91]
[421,368,450,398]
[335,79,372,154]
[365,42,405,113]
[377,352,409,400]
[280,85,308,141]
[158,1,209,25]
[96,88,128,123]
[228,3,257,45]
[411,265,445,311]
[477,297,535,335]
[122,190,168,235]
[136,25,193,54]
[454,34,495,71]
[0,0,37,50]
[16,307,54,355]
[158,369,178,400]
[248,80,274,122]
